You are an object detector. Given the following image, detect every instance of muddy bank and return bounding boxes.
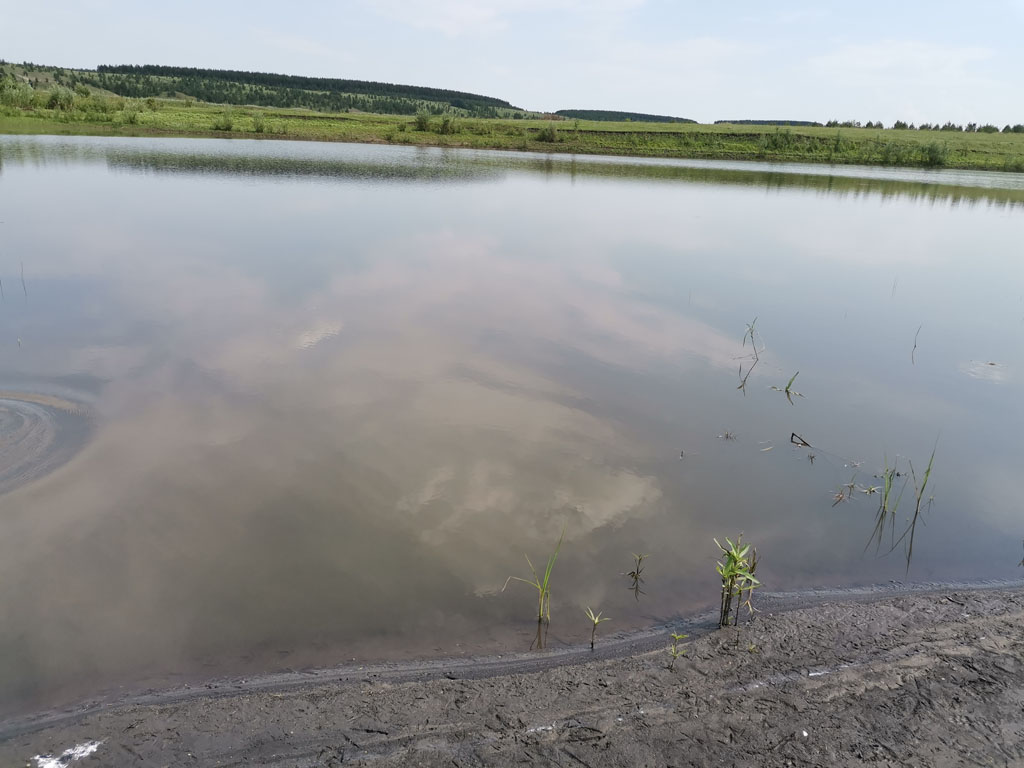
[3,584,1023,767]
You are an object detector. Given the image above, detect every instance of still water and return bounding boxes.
[0,136,1022,714]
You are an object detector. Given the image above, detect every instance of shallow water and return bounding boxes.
[0,135,1022,714]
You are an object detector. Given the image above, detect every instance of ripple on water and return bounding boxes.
[959,360,1008,382]
[0,391,93,496]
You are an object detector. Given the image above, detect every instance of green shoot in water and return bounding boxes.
[867,454,908,554]
[584,607,611,651]
[770,371,804,404]
[737,317,762,395]
[626,552,648,599]
[859,441,938,572]
[893,442,938,573]
[503,526,565,625]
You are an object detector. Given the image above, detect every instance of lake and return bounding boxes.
[0,135,1022,715]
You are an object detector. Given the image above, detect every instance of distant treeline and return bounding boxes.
[69,65,517,117]
[715,120,823,126]
[827,119,1024,133]
[555,109,695,123]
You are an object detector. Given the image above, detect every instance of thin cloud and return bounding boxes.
[806,40,1002,123]
[536,36,763,118]
[252,29,340,60]
[809,40,994,79]
[364,0,645,37]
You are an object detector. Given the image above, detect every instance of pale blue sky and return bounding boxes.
[2,0,1022,124]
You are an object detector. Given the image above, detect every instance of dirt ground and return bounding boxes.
[3,585,1023,767]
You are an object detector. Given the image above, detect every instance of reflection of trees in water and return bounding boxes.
[106,153,502,184]
[108,154,1024,209]
[2,138,1023,207]
[567,164,1024,209]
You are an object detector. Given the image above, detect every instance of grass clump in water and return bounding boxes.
[894,443,937,572]
[715,535,760,628]
[863,441,937,572]
[503,526,565,630]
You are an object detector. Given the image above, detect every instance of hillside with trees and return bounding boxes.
[715,120,823,127]
[68,64,521,117]
[555,109,694,123]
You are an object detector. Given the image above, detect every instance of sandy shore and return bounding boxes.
[3,583,1023,767]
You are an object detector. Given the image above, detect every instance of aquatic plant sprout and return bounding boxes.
[584,607,611,650]
[770,371,804,404]
[667,632,689,670]
[626,552,648,599]
[503,526,565,625]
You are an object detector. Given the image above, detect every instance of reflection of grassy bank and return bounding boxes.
[3,98,1024,171]
[4,136,1022,208]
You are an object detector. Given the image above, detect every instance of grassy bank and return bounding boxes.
[3,97,1024,171]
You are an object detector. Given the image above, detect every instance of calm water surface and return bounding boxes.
[1,136,1022,714]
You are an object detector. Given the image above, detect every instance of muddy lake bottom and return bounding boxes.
[2,583,1023,767]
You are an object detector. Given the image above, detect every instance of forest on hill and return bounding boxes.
[555,109,694,123]
[67,64,520,117]
[715,119,823,126]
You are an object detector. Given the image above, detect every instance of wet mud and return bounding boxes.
[3,583,1022,767]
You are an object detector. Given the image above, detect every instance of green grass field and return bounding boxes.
[3,76,1024,171]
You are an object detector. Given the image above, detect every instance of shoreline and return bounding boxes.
[3,112,1024,173]
[4,579,1023,765]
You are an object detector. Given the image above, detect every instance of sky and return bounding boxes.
[2,0,1022,125]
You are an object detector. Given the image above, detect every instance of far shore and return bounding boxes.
[4,104,1024,173]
